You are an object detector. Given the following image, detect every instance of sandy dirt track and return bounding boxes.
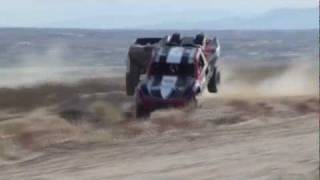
[0,95,318,180]
[0,28,318,180]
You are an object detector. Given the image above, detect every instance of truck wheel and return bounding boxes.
[216,70,221,85]
[126,63,140,96]
[136,104,150,118]
[189,96,198,108]
[208,68,218,93]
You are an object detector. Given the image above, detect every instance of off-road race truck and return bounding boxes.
[126,33,221,117]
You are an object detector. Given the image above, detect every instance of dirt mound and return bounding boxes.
[1,95,318,180]
[0,60,318,179]
[58,91,131,125]
[0,77,124,111]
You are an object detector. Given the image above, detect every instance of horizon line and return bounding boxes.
[0,26,318,32]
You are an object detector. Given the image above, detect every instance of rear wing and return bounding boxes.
[134,38,162,45]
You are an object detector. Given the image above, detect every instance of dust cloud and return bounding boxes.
[217,60,318,97]
[0,44,124,87]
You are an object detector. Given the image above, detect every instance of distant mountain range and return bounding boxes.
[149,8,318,30]
[50,8,318,30]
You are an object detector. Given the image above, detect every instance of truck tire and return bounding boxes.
[208,67,218,93]
[216,70,221,85]
[189,96,198,108]
[126,62,140,96]
[136,104,150,118]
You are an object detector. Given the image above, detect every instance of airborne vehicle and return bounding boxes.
[126,33,221,117]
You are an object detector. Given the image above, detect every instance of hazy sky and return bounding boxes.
[0,0,317,28]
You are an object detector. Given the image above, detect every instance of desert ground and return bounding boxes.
[0,29,318,180]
